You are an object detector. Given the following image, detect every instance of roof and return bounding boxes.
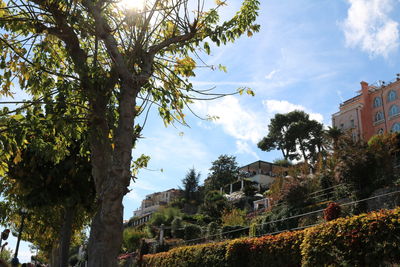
[239,160,278,170]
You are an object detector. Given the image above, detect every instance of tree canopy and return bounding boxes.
[0,0,260,264]
[182,168,200,201]
[258,110,324,165]
[204,155,239,191]
[0,106,94,265]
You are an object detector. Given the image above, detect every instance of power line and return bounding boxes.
[173,189,400,246]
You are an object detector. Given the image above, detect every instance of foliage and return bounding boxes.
[0,0,261,263]
[323,202,341,222]
[273,158,293,167]
[143,207,400,267]
[204,155,239,191]
[182,214,213,226]
[122,228,147,253]
[368,132,400,186]
[278,178,310,208]
[149,207,183,227]
[143,242,227,267]
[182,168,200,201]
[0,108,94,260]
[221,209,246,227]
[171,217,184,239]
[183,224,202,241]
[334,135,378,209]
[242,182,257,197]
[0,247,12,263]
[221,225,248,240]
[226,231,304,267]
[258,110,324,165]
[301,208,400,266]
[206,222,220,240]
[200,191,230,219]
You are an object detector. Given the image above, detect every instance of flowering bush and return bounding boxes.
[323,202,341,221]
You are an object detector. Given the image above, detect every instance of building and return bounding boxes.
[221,160,287,195]
[131,189,181,226]
[332,75,400,141]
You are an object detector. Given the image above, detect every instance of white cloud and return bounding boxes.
[263,100,324,123]
[195,96,265,144]
[342,0,399,57]
[194,96,324,158]
[265,69,279,80]
[235,140,260,160]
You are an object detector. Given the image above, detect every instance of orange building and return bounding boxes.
[332,75,400,141]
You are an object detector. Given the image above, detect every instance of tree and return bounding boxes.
[182,168,200,201]
[0,0,260,265]
[204,155,239,191]
[325,126,343,152]
[0,108,95,265]
[200,190,229,219]
[258,110,324,166]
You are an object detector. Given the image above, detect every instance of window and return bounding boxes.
[373,97,382,107]
[388,90,397,102]
[375,111,384,122]
[392,123,400,132]
[378,128,384,134]
[350,119,355,127]
[389,105,400,117]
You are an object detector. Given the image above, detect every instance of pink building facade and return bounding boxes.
[332,76,400,141]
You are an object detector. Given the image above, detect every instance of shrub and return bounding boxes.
[184,224,202,241]
[301,208,400,266]
[206,221,220,240]
[221,225,247,239]
[323,202,341,221]
[171,217,184,238]
[143,207,400,267]
[226,231,304,267]
[143,242,227,267]
[221,208,246,226]
[122,228,147,252]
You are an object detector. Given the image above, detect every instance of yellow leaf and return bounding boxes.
[13,150,22,164]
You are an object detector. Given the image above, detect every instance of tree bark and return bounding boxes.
[59,206,75,267]
[87,80,138,267]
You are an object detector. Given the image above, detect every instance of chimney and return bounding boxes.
[360,81,369,95]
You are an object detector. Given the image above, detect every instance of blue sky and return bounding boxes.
[125,0,400,219]
[3,0,400,263]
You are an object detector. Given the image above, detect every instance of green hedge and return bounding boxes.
[142,207,400,267]
[301,208,400,266]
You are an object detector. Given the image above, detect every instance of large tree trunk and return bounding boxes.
[87,81,137,267]
[59,206,75,267]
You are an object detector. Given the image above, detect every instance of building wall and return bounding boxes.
[332,78,400,141]
[133,189,180,217]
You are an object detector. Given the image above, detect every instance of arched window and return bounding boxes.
[373,97,382,107]
[377,128,384,134]
[389,105,400,117]
[392,123,400,132]
[375,111,384,121]
[388,90,397,102]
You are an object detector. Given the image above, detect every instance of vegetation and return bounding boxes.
[182,168,200,202]
[0,107,94,264]
[204,155,240,192]
[0,0,260,264]
[258,110,324,166]
[143,207,400,267]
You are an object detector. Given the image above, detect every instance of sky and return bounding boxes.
[125,0,400,218]
[3,0,400,263]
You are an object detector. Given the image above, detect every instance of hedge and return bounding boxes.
[301,208,400,266]
[142,207,400,267]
